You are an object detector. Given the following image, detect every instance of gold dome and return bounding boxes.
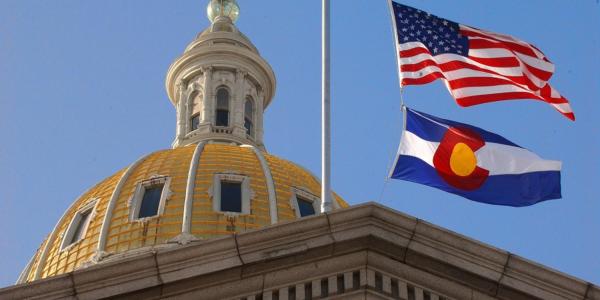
[22,143,347,282]
[16,1,348,284]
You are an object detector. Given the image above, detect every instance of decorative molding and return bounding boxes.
[9,204,597,299]
[90,250,108,264]
[168,232,199,245]
[32,182,101,280]
[59,198,100,252]
[242,145,278,224]
[15,254,35,284]
[166,40,273,149]
[96,152,154,254]
[128,175,172,222]
[209,172,253,215]
[182,142,207,234]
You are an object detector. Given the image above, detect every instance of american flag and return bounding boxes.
[390,2,574,120]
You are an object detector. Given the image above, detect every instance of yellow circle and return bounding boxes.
[449,142,477,176]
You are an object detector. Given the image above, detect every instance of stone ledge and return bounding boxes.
[1,203,596,300]
[0,273,74,300]
[72,251,160,300]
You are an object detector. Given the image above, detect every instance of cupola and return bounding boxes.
[166,0,276,150]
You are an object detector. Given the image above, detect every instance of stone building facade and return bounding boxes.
[1,203,598,299]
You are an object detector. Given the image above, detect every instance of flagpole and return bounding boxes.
[387,0,404,95]
[386,0,407,183]
[321,0,333,213]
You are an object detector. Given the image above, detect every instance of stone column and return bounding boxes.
[233,69,247,137]
[175,81,186,141]
[201,67,213,125]
[256,90,265,145]
[184,85,194,134]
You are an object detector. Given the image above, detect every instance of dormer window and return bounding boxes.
[221,181,242,213]
[211,173,251,215]
[216,87,230,127]
[296,196,316,217]
[61,199,98,250]
[244,96,255,137]
[290,187,320,218]
[130,176,171,221]
[138,185,163,218]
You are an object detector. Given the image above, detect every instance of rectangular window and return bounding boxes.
[190,113,200,131]
[244,118,253,137]
[216,109,229,127]
[220,181,242,213]
[68,209,92,245]
[138,184,163,218]
[407,285,416,300]
[297,197,316,217]
[61,199,97,251]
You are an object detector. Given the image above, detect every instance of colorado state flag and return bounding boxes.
[390,107,562,206]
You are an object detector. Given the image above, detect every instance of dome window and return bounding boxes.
[211,173,252,215]
[215,87,230,127]
[290,187,320,218]
[60,199,98,251]
[130,176,171,221]
[297,197,316,217]
[244,97,255,137]
[220,181,242,213]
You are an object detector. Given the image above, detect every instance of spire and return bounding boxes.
[207,0,240,23]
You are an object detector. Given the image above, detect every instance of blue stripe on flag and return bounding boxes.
[391,155,561,207]
[406,108,520,147]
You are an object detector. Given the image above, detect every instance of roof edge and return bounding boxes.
[2,203,596,299]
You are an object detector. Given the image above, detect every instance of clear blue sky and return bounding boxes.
[0,0,598,287]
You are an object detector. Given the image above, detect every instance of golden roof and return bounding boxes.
[23,143,347,282]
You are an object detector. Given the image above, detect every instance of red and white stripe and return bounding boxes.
[397,25,575,120]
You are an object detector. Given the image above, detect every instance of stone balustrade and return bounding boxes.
[213,126,234,134]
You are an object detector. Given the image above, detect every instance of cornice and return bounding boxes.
[165,44,276,108]
[2,203,597,300]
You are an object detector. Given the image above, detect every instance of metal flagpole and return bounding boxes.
[387,0,405,97]
[321,0,333,213]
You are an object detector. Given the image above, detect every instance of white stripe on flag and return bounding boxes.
[468,48,513,58]
[476,143,562,175]
[403,52,525,77]
[400,131,561,176]
[515,52,555,73]
[550,103,572,113]
[399,131,438,166]
[452,84,535,98]
[401,65,443,79]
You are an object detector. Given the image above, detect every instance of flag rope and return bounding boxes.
[378,92,408,203]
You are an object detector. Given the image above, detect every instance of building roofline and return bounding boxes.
[1,202,597,299]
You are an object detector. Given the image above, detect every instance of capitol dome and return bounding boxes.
[18,0,347,283]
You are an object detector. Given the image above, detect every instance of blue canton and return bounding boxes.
[392,2,469,56]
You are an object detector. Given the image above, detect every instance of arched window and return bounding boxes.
[189,92,202,132]
[215,87,229,127]
[244,97,255,137]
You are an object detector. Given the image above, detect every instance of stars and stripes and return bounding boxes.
[390,2,574,120]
